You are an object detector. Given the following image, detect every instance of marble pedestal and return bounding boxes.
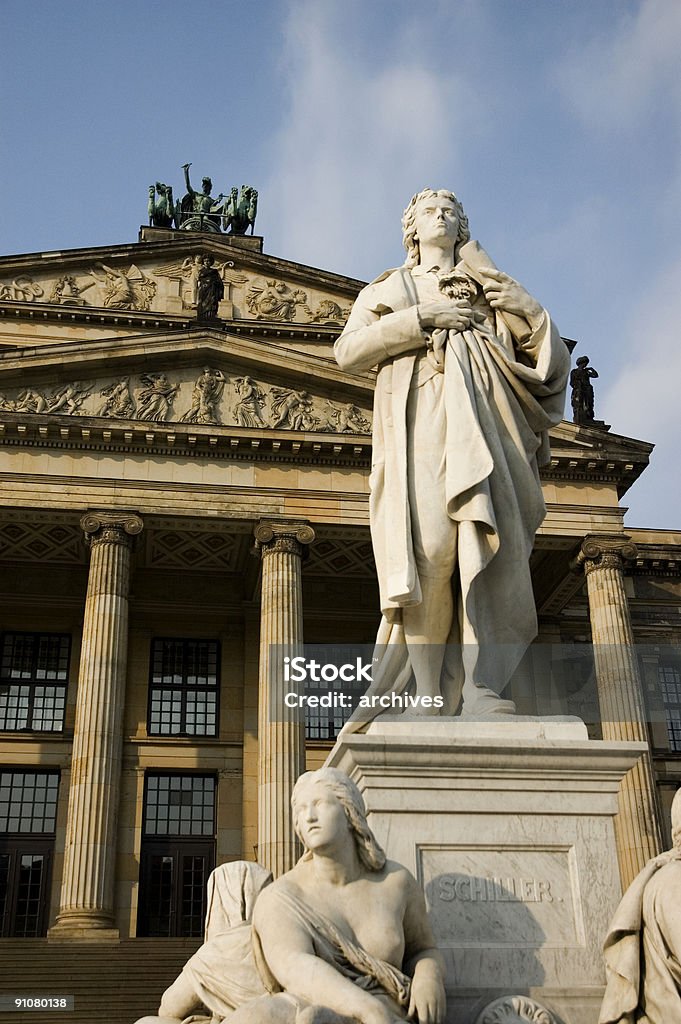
[326,720,646,1024]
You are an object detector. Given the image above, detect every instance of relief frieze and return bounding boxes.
[0,368,372,433]
[0,261,352,324]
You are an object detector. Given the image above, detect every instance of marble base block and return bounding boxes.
[326,720,646,1024]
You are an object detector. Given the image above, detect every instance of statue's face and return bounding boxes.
[294,779,350,851]
[413,193,459,254]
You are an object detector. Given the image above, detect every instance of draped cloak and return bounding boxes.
[333,265,570,716]
[600,849,681,1024]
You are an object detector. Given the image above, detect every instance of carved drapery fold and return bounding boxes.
[254,520,315,877]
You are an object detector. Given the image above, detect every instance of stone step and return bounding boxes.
[0,939,202,1024]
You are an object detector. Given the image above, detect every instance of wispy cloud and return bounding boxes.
[261,0,479,277]
[555,0,681,128]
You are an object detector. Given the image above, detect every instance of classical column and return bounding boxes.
[575,534,662,886]
[50,511,143,940]
[254,520,315,876]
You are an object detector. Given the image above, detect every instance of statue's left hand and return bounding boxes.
[479,267,542,322]
[407,969,446,1024]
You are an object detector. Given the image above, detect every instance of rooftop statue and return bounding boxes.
[570,355,599,425]
[146,164,258,235]
[148,182,175,229]
[135,768,445,1024]
[177,163,223,233]
[334,188,570,721]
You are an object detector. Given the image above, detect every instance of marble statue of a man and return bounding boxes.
[599,788,681,1024]
[334,189,569,718]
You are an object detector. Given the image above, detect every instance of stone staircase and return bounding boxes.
[0,939,202,1023]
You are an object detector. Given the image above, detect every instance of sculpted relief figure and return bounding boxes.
[233,376,267,427]
[99,378,135,419]
[600,788,681,1024]
[136,768,445,1024]
[180,367,227,425]
[136,373,178,422]
[335,189,569,719]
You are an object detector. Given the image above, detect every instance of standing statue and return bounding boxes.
[335,189,570,720]
[148,183,176,228]
[195,256,224,320]
[570,355,599,425]
[135,767,445,1024]
[600,789,681,1024]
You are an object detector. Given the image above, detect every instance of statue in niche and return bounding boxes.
[196,256,225,320]
[570,355,599,425]
[135,372,178,422]
[177,164,223,233]
[49,276,86,305]
[233,376,267,427]
[148,182,176,229]
[46,382,92,415]
[270,388,319,430]
[99,378,135,419]
[247,278,308,321]
[334,188,569,720]
[600,789,681,1024]
[180,367,226,425]
[0,277,44,302]
[155,255,247,310]
[222,185,259,235]
[135,768,445,1024]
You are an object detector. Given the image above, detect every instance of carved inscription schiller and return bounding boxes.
[418,845,585,949]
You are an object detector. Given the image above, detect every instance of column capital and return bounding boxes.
[572,533,638,576]
[80,511,144,548]
[254,519,315,560]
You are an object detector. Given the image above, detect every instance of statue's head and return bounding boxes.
[292,767,386,871]
[672,788,681,850]
[202,177,212,194]
[402,188,470,268]
[576,356,590,367]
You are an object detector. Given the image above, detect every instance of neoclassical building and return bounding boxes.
[0,219,679,967]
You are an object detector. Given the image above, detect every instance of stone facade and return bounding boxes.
[0,225,679,949]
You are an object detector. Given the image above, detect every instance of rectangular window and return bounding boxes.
[148,639,219,737]
[0,633,69,732]
[0,769,59,937]
[143,774,216,838]
[138,772,216,937]
[0,770,59,834]
[659,664,681,752]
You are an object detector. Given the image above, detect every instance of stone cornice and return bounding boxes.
[0,412,372,467]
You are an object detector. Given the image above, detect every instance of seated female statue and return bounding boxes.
[136,767,445,1024]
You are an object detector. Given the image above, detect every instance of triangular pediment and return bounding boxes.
[0,232,365,353]
[0,327,373,437]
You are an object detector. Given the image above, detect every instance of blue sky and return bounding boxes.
[2,0,680,529]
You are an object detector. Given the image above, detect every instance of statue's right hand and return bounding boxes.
[417,299,472,333]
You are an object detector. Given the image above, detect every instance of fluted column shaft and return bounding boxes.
[576,534,662,886]
[51,511,142,939]
[255,520,314,876]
